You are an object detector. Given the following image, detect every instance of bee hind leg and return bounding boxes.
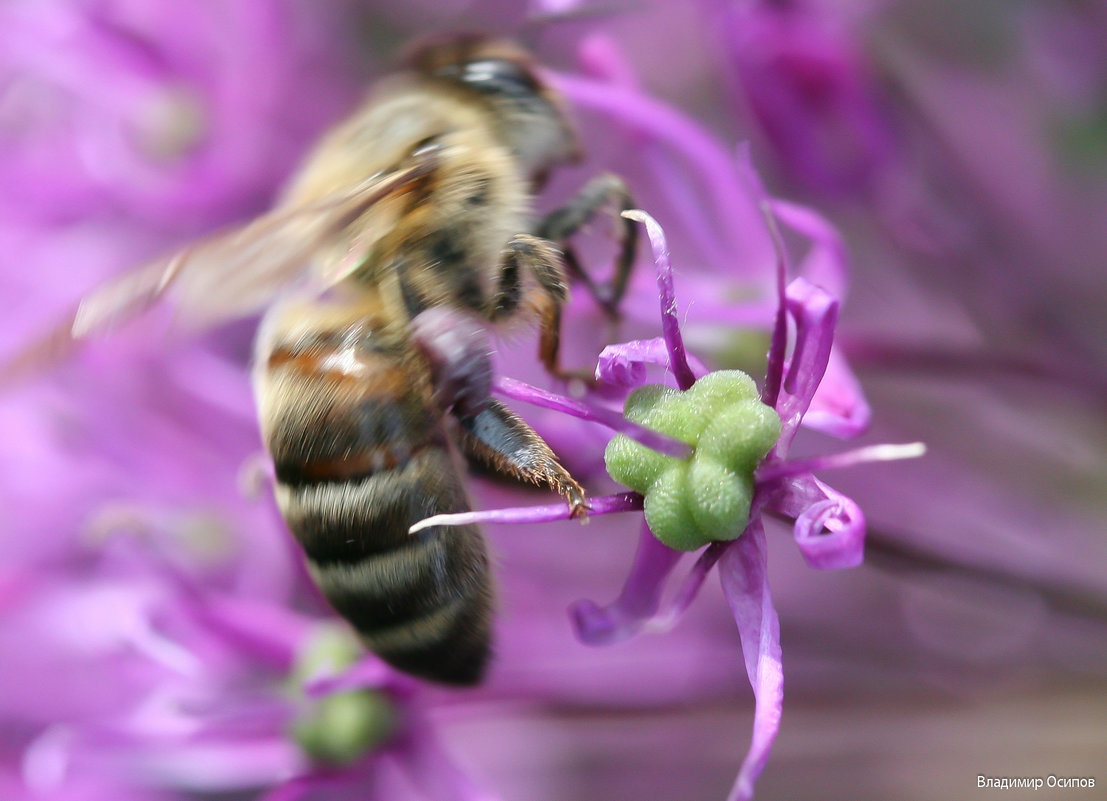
[455,399,588,517]
[411,305,587,517]
[536,173,637,318]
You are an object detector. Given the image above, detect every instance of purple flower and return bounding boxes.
[417,204,922,799]
[5,3,1105,801]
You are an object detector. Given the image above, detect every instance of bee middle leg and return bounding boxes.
[486,233,591,383]
[536,173,637,319]
[455,399,588,517]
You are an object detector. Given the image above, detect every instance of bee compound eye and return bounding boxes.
[411,135,443,159]
[458,59,542,100]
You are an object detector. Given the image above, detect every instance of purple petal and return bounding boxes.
[303,656,393,699]
[594,338,709,392]
[718,522,783,801]
[757,189,792,410]
[746,163,865,444]
[391,717,501,801]
[494,376,690,458]
[799,345,871,438]
[622,210,697,390]
[408,493,643,535]
[756,442,926,483]
[771,476,866,570]
[644,541,728,633]
[569,522,683,645]
[761,203,869,438]
[771,278,839,455]
[594,341,649,391]
[769,199,851,300]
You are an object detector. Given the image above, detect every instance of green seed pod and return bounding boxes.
[643,466,701,551]
[604,371,781,551]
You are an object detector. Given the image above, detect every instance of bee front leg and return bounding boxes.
[455,399,588,517]
[536,173,637,318]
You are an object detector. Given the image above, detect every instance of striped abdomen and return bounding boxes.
[256,320,492,685]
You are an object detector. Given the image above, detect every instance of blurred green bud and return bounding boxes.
[290,624,397,765]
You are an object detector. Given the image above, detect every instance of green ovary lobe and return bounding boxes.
[604,371,781,552]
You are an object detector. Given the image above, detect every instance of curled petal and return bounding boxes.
[772,278,839,454]
[594,338,709,392]
[772,476,866,570]
[758,192,863,444]
[718,522,783,801]
[794,494,865,570]
[622,210,697,390]
[570,522,682,645]
[594,341,649,390]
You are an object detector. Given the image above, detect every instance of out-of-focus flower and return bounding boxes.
[0,3,495,800]
[704,0,1107,370]
[4,2,1107,801]
[1,527,494,801]
[0,0,367,559]
[706,0,900,200]
[0,0,357,229]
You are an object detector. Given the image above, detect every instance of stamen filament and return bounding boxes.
[494,376,691,458]
[756,442,926,483]
[408,492,644,534]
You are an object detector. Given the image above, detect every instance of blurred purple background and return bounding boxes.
[1,1,1105,800]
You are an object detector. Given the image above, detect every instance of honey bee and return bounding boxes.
[8,36,636,685]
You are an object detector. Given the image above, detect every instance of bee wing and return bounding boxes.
[1,157,434,386]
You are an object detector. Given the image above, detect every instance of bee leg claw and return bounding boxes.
[566,486,590,519]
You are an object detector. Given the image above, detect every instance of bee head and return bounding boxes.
[406,34,581,181]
